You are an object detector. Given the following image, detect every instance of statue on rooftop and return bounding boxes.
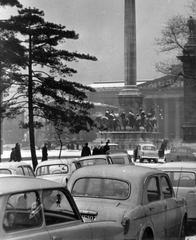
[187,16,196,36]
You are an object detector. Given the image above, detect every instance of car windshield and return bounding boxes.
[0,169,12,174]
[71,178,130,200]
[79,159,107,166]
[36,164,69,176]
[165,171,196,188]
[142,146,156,151]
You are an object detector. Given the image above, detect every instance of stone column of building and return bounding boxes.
[118,0,143,114]
[175,98,181,140]
[178,17,196,143]
[163,98,169,139]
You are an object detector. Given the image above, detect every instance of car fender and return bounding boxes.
[138,221,155,240]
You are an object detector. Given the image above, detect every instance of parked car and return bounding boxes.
[78,155,113,167]
[165,146,196,162]
[157,162,196,221]
[68,165,187,240]
[0,175,124,240]
[35,158,81,186]
[108,150,134,165]
[0,162,35,177]
[136,143,159,163]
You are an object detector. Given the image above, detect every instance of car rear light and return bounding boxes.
[121,217,130,234]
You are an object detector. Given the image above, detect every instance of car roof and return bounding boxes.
[0,175,63,195]
[36,158,78,167]
[172,146,193,150]
[78,155,107,160]
[157,162,196,170]
[70,164,164,182]
[0,161,32,168]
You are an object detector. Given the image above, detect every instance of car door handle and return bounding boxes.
[52,236,63,240]
[149,206,154,210]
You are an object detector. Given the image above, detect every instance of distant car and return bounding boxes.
[0,175,124,240]
[108,150,134,165]
[35,158,81,186]
[136,143,159,163]
[165,146,196,162]
[68,165,187,240]
[100,143,119,150]
[78,155,113,167]
[0,162,35,177]
[157,162,196,220]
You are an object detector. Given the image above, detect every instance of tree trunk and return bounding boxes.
[28,34,38,170]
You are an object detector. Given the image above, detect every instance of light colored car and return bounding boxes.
[165,146,196,162]
[136,143,159,163]
[35,158,81,186]
[68,165,187,240]
[0,175,123,240]
[78,155,113,167]
[157,162,196,220]
[108,150,134,165]
[0,162,35,177]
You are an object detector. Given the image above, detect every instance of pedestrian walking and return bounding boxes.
[9,148,16,162]
[81,143,91,157]
[42,143,48,161]
[15,143,22,162]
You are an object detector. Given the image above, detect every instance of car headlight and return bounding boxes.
[121,217,130,234]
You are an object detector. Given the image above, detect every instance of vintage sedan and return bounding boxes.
[0,162,35,177]
[78,155,113,166]
[136,143,159,163]
[35,158,81,186]
[68,165,187,240]
[0,175,123,240]
[165,146,196,162]
[157,162,196,220]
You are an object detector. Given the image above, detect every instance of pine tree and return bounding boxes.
[1,7,97,169]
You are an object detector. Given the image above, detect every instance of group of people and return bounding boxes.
[9,143,22,162]
[81,141,110,157]
[95,107,158,132]
[9,142,48,162]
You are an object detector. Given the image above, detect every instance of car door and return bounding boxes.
[144,176,166,238]
[43,189,93,240]
[160,175,182,238]
[2,191,50,240]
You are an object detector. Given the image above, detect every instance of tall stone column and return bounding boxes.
[178,17,196,143]
[118,0,143,114]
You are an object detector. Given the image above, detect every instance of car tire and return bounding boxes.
[153,159,158,163]
[180,216,187,238]
[140,158,144,163]
[148,159,151,163]
[142,228,154,240]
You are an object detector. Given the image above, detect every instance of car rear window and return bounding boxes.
[166,171,196,188]
[0,169,12,174]
[111,157,125,164]
[71,178,130,200]
[143,146,156,151]
[36,164,69,176]
[79,159,107,166]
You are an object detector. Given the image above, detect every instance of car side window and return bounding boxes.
[42,189,79,226]
[16,167,24,175]
[23,166,35,176]
[160,176,173,199]
[3,191,43,232]
[147,177,161,202]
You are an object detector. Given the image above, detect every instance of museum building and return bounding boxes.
[86,75,184,142]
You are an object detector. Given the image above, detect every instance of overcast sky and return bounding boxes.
[1,0,190,85]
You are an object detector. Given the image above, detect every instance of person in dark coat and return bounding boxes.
[9,148,16,162]
[81,143,91,157]
[42,143,48,161]
[15,143,22,162]
[103,140,110,154]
